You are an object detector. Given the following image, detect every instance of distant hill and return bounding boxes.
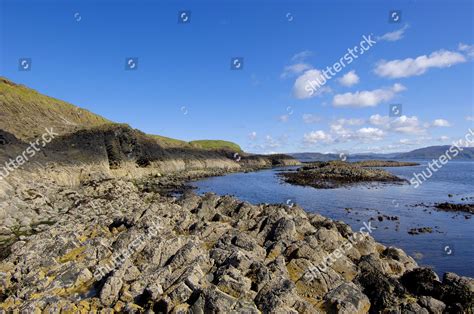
[290,152,342,162]
[396,146,474,160]
[0,77,241,151]
[291,146,474,162]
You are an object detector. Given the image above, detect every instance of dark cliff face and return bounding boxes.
[0,130,21,146]
[0,125,300,174]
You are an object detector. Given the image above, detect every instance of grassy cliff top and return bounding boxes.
[189,140,242,152]
[0,77,242,152]
[0,77,111,140]
[147,136,242,151]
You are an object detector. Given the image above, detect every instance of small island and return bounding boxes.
[435,202,474,214]
[353,160,420,167]
[280,161,408,189]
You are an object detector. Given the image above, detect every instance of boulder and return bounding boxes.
[324,282,371,314]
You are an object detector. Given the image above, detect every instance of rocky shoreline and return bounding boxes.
[280,161,407,189]
[1,76,472,313]
[1,175,473,313]
[353,160,420,168]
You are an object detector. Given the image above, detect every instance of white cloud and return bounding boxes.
[432,119,451,127]
[332,83,405,107]
[302,113,453,149]
[329,118,365,140]
[389,115,426,134]
[399,138,413,145]
[438,136,450,142]
[374,49,466,78]
[328,119,364,142]
[456,139,474,148]
[377,25,409,42]
[324,119,385,143]
[248,131,257,140]
[248,134,289,153]
[303,130,333,145]
[466,116,474,121]
[369,114,427,134]
[398,137,432,146]
[281,63,312,78]
[302,114,321,124]
[293,69,331,99]
[335,118,365,126]
[458,43,474,58]
[330,123,352,140]
[264,135,281,148]
[356,127,385,141]
[278,115,290,122]
[369,114,390,126]
[291,50,313,62]
[338,70,360,87]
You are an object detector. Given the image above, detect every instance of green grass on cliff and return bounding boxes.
[0,77,112,140]
[149,135,242,152]
[189,140,242,152]
[148,135,190,148]
[0,77,243,152]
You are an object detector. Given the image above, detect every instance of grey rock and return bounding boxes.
[324,282,370,314]
[100,275,123,306]
[0,176,471,313]
[418,296,446,314]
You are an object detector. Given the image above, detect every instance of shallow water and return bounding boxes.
[192,161,474,277]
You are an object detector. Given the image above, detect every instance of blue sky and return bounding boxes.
[1,0,473,154]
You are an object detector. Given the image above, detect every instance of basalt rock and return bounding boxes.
[281,161,407,189]
[435,202,474,214]
[0,177,472,313]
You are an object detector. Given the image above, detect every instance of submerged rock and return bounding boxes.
[435,202,474,214]
[408,227,433,235]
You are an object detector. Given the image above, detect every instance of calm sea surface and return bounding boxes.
[191,161,474,277]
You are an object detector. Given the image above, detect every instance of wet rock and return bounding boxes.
[408,227,433,235]
[435,202,474,214]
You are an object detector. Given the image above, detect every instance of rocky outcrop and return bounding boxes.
[435,202,474,214]
[353,160,419,168]
[0,124,300,248]
[281,161,407,189]
[1,125,298,174]
[1,176,472,312]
